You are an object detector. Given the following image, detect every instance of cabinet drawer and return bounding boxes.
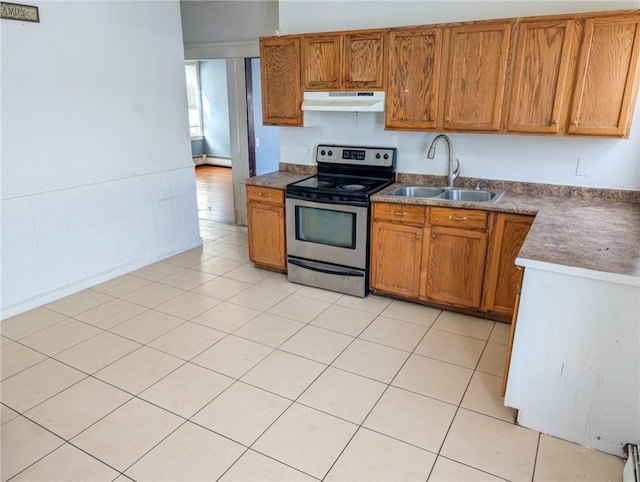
[246,185,284,204]
[429,207,487,230]
[373,203,425,225]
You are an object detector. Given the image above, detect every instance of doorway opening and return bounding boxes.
[186,58,279,226]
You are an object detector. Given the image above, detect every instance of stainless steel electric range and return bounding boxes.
[285,144,396,297]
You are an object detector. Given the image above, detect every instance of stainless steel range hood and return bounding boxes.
[301,91,385,112]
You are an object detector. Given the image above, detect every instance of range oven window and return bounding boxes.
[295,206,356,249]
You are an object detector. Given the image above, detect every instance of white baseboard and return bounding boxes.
[0,237,203,320]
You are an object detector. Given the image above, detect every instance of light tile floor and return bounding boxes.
[0,220,625,481]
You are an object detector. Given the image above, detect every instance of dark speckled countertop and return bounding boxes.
[244,171,640,280]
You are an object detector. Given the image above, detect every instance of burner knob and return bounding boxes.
[328,150,333,156]
[384,153,389,160]
[320,150,326,156]
[375,153,381,159]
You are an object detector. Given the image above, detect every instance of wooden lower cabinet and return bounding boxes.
[246,186,286,271]
[483,213,534,319]
[370,203,426,299]
[370,203,532,318]
[370,221,423,298]
[502,287,522,397]
[422,226,488,309]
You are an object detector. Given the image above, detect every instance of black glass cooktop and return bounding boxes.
[288,174,391,196]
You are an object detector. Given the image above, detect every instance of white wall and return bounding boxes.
[200,60,231,157]
[1,1,200,318]
[180,0,279,46]
[278,1,640,190]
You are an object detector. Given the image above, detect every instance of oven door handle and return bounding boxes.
[287,258,365,277]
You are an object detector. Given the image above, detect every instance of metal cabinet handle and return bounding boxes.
[431,233,436,239]
[449,215,468,221]
[552,119,558,125]
[391,211,407,216]
[572,119,579,125]
[444,116,450,122]
[258,192,272,197]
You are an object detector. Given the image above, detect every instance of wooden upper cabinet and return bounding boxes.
[303,30,384,91]
[443,20,514,131]
[303,34,342,90]
[260,35,303,126]
[343,31,385,89]
[386,26,443,130]
[507,18,577,134]
[569,13,640,137]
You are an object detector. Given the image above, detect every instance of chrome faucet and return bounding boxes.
[427,134,460,188]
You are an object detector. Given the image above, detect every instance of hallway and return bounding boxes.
[196,166,234,225]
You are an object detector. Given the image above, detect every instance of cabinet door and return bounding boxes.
[370,221,423,299]
[424,226,488,309]
[483,214,533,318]
[260,36,303,126]
[343,31,385,89]
[303,34,342,90]
[507,19,576,134]
[386,26,443,130]
[443,21,513,131]
[247,202,286,270]
[569,14,640,137]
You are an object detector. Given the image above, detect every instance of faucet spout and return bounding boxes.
[426,134,460,188]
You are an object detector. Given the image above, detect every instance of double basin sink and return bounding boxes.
[386,185,505,204]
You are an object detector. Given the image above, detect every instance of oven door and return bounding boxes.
[285,198,368,269]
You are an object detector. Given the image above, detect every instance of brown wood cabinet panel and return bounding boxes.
[386,26,443,130]
[429,207,488,230]
[443,21,513,131]
[502,286,522,396]
[247,187,286,271]
[569,13,640,136]
[343,31,385,89]
[246,185,285,204]
[372,202,426,225]
[423,226,488,309]
[507,19,577,134]
[260,36,303,126]
[371,221,423,298]
[483,214,534,317]
[303,34,342,90]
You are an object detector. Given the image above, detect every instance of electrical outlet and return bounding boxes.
[305,146,313,158]
[255,137,260,148]
[576,157,591,177]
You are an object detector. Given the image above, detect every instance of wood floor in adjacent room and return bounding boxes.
[196,165,235,224]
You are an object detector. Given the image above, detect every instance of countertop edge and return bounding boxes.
[516,257,640,286]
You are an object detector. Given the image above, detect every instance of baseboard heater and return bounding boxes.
[624,442,639,482]
[193,155,232,168]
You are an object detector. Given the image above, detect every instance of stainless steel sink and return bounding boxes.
[439,189,498,202]
[386,186,444,198]
[385,185,505,204]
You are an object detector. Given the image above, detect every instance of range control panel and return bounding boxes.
[315,144,396,168]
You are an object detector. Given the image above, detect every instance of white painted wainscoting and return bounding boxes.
[1,166,201,319]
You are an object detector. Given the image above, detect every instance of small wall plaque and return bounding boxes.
[1,2,39,23]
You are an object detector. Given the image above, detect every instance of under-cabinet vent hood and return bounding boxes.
[301,91,385,112]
